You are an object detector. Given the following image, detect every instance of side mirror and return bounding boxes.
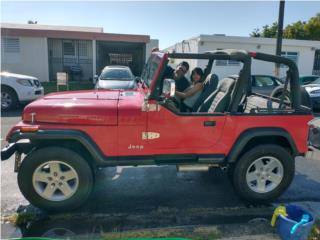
[93,75,99,84]
[163,78,176,98]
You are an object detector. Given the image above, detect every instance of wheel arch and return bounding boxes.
[10,130,107,168]
[227,127,298,163]
[1,84,19,100]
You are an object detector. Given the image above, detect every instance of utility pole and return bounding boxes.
[275,0,285,77]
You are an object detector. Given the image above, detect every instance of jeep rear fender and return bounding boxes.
[227,127,299,163]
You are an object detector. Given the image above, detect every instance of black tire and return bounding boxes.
[18,147,94,212]
[232,144,294,203]
[1,86,18,111]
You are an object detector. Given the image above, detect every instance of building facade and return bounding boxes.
[166,35,320,79]
[1,23,159,82]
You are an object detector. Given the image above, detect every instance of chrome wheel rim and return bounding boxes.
[246,156,284,194]
[1,91,12,109]
[32,161,79,201]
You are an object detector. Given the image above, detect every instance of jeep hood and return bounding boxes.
[23,90,120,125]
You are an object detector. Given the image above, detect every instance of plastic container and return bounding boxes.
[276,205,314,240]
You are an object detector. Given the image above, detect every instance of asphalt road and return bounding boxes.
[1,109,320,238]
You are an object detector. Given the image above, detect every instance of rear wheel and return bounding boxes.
[18,147,94,212]
[232,144,294,202]
[1,86,18,111]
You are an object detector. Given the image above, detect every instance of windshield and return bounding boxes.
[312,77,320,84]
[100,68,133,80]
[141,54,161,87]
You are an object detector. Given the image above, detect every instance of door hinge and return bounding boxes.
[142,132,160,140]
[142,101,161,112]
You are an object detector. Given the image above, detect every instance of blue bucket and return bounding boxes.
[276,205,314,240]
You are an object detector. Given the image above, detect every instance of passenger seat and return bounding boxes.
[192,73,219,112]
[197,78,236,113]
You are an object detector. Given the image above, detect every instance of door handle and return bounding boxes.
[204,121,216,127]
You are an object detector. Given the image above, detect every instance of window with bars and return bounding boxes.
[281,51,298,67]
[108,53,133,66]
[215,49,240,66]
[2,37,20,53]
[215,59,240,66]
[63,40,76,56]
[78,40,89,57]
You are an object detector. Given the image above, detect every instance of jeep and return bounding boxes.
[1,50,314,211]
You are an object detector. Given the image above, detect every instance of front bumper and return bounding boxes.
[310,96,320,111]
[1,139,32,161]
[19,87,44,102]
[1,143,17,161]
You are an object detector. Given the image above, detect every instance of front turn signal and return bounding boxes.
[20,126,39,133]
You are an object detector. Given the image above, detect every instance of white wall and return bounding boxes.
[145,39,159,62]
[1,36,49,81]
[166,38,199,79]
[198,40,317,79]
[167,36,319,80]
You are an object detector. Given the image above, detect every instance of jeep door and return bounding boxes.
[146,106,227,155]
[144,53,227,155]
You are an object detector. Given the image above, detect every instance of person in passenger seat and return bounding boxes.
[175,67,204,111]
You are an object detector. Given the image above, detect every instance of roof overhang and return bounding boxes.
[1,27,150,43]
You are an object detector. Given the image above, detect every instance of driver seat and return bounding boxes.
[192,73,219,112]
[197,77,235,113]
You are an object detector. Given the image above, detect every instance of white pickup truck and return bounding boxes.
[1,72,44,111]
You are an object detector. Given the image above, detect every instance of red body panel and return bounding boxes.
[117,90,147,156]
[23,90,119,126]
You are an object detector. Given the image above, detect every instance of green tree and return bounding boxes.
[284,21,307,39]
[250,13,320,40]
[304,13,320,40]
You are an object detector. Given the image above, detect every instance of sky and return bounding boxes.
[1,1,320,49]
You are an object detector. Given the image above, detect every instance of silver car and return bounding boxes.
[95,66,136,90]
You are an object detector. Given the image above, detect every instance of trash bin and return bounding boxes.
[276,205,314,240]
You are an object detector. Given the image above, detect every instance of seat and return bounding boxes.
[197,77,235,113]
[192,73,219,111]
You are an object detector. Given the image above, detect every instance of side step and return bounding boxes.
[176,164,219,172]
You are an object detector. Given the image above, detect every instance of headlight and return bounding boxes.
[16,79,33,87]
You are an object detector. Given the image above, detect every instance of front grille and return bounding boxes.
[35,90,42,95]
[33,79,40,87]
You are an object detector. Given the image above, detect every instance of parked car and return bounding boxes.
[1,72,44,111]
[304,77,320,111]
[251,75,283,95]
[299,75,320,85]
[271,76,320,112]
[95,65,136,90]
[1,50,313,211]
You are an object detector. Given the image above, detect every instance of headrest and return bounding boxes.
[218,78,235,93]
[204,73,219,88]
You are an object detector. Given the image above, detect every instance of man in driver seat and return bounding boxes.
[163,61,190,92]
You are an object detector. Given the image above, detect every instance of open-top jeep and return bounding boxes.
[1,49,313,211]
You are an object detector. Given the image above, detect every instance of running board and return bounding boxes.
[176,164,219,172]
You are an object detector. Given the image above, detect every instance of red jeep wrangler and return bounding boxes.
[1,50,313,211]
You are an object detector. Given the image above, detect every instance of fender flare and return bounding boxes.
[8,129,109,165]
[227,127,298,163]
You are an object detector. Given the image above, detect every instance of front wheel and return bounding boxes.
[232,144,294,203]
[18,147,94,212]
